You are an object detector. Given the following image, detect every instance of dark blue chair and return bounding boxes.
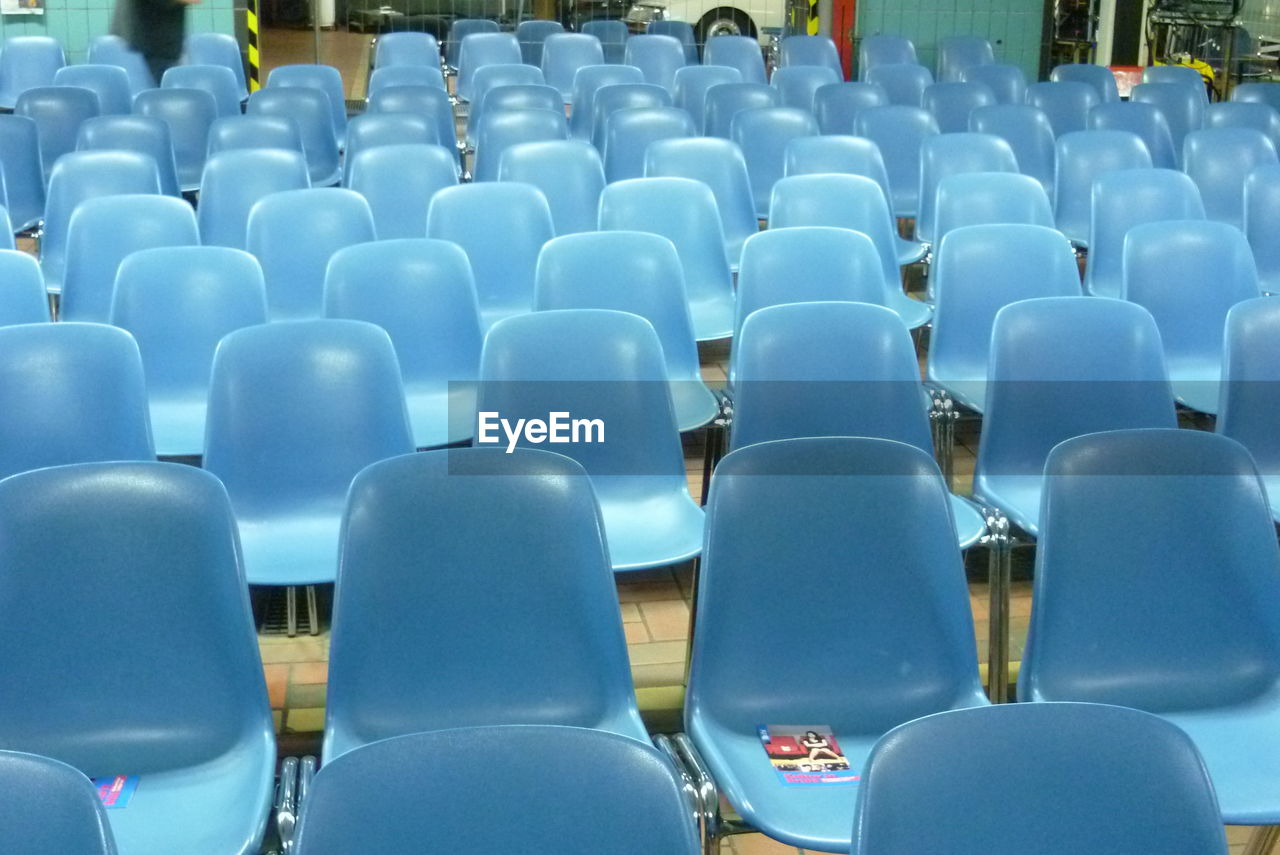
[854,104,938,218]
[702,81,779,137]
[915,131,1018,246]
[346,142,457,240]
[197,149,311,249]
[0,115,47,231]
[731,106,819,218]
[77,115,183,197]
[568,64,645,139]
[1183,127,1278,230]
[0,250,50,326]
[1218,296,1280,521]
[703,35,766,84]
[582,19,629,64]
[499,139,603,236]
[1049,62,1118,102]
[961,62,1027,104]
[0,35,65,109]
[266,63,348,145]
[648,19,699,64]
[625,34,688,93]
[857,33,917,80]
[672,64,741,131]
[87,34,154,96]
[771,64,840,110]
[133,86,218,191]
[518,18,566,67]
[53,64,132,115]
[15,85,101,185]
[341,111,437,184]
[812,80,888,133]
[865,62,934,106]
[590,82,671,150]
[541,32,605,101]
[1205,101,1280,152]
[1131,81,1204,163]
[185,32,250,100]
[603,106,695,182]
[0,750,119,854]
[456,32,523,102]
[1088,100,1177,169]
[937,35,994,82]
[372,31,440,69]
[1233,81,1280,111]
[1026,80,1100,136]
[922,80,996,133]
[1053,129,1152,246]
[969,103,1056,199]
[246,87,341,185]
[162,64,244,118]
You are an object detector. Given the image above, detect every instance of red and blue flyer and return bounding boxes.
[93,775,139,809]
[758,725,859,787]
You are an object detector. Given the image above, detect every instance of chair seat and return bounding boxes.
[406,382,477,449]
[884,292,932,330]
[673,380,719,432]
[951,494,986,549]
[99,734,275,855]
[691,294,735,342]
[237,512,343,585]
[1167,358,1221,415]
[932,378,986,414]
[596,480,704,572]
[896,235,928,265]
[973,473,1042,537]
[150,397,208,458]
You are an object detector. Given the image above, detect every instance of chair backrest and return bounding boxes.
[933,172,1054,247]
[853,104,939,217]
[133,87,218,190]
[61,194,199,323]
[342,111,437,184]
[915,132,1018,244]
[1244,163,1280,295]
[1205,101,1280,152]
[783,134,894,208]
[1022,428,1280,711]
[812,81,888,133]
[852,702,1229,855]
[541,33,604,100]
[186,31,250,99]
[922,80,996,133]
[731,106,819,218]
[1049,63,1119,102]
[865,62,935,106]
[197,148,311,249]
[969,103,1056,196]
[77,115,182,197]
[603,106,695,183]
[162,64,244,118]
[1130,81,1204,161]
[0,115,47,230]
[1143,62,1208,96]
[0,323,155,480]
[298,726,700,855]
[366,84,457,156]
[466,63,547,144]
[246,87,341,185]
[648,19,698,64]
[15,85,101,184]
[937,35,994,82]
[1233,81,1280,110]
[53,64,132,115]
[568,64,645,139]
[205,114,305,157]
[1084,168,1205,298]
[498,139,603,236]
[456,32,523,102]
[961,62,1027,105]
[373,31,440,69]
[581,19,629,64]
[1026,80,1100,136]
[1182,127,1279,229]
[858,34,918,79]
[643,136,756,267]
[702,81,780,137]
[0,750,119,855]
[624,34,687,92]
[347,142,457,240]
[780,34,843,78]
[87,35,154,95]
[1053,129,1152,245]
[0,35,65,109]
[1217,296,1280,475]
[0,250,50,326]
[367,64,446,95]
[474,108,568,182]
[266,63,348,143]
[446,18,500,69]
[672,64,742,131]
[703,35,766,84]
[1087,100,1176,169]
[590,82,671,150]
[518,19,566,66]
[771,64,840,110]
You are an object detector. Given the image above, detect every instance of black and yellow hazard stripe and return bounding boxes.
[807,0,819,35]
[247,0,261,92]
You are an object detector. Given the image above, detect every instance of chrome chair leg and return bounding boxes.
[928,389,957,490]
[285,586,298,638]
[305,585,320,636]
[275,757,299,855]
[982,509,1012,703]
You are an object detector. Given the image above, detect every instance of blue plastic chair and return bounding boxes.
[582,19,629,64]
[857,33,917,79]
[0,461,276,855]
[324,448,651,761]
[162,64,243,118]
[298,726,697,855]
[0,251,50,326]
[1183,127,1279,230]
[927,224,1082,413]
[603,106,695,183]
[961,62,1027,105]
[367,63,446,95]
[498,139,603,236]
[672,64,741,131]
[915,132,1018,246]
[1054,129,1152,246]
[1131,81,1204,163]
[1026,80,1100,137]
[464,64,547,145]
[1020,427,1280,827]
[684,435,988,852]
[468,82,562,151]
[852,703,1230,855]
[347,142,457,240]
[624,34,687,95]
[535,231,718,431]
[932,173,1055,251]
[87,35,155,96]
[110,246,267,458]
[969,103,1056,198]
[40,151,161,294]
[703,35,766,84]
[427,182,555,330]
[60,194,198,323]
[599,177,735,340]
[973,297,1177,538]
[648,19,699,64]
[779,34,843,78]
[1218,296,1280,520]
[198,149,311,249]
[76,115,183,197]
[203,319,414,587]
[853,104,939,218]
[518,19,565,67]
[1123,219,1261,414]
[731,301,987,548]
[205,114,306,158]
[0,36,65,109]
[473,108,568,182]
[0,323,155,480]
[246,188,375,319]
[812,81,887,133]
[771,65,840,110]
[1233,81,1280,111]
[1049,63,1119,103]
[324,239,481,448]
[644,136,758,269]
[568,64,645,139]
[266,64,348,145]
[15,86,101,185]
[1088,100,1177,169]
[475,309,704,571]
[133,87,217,191]
[541,32,604,101]
[446,18,501,71]
[247,87,341,185]
[731,106,818,219]
[590,81,671,150]
[1084,168,1205,299]
[372,31,440,69]
[1245,163,1280,295]
[185,32,250,100]
[366,84,457,159]
[922,80,996,133]
[0,750,119,854]
[865,62,934,106]
[341,111,436,184]
[0,207,13,249]
[456,32,523,102]
[937,35,994,82]
[53,65,132,116]
[1144,62,1209,96]
[0,115,46,231]
[1206,101,1280,152]
[702,81,779,137]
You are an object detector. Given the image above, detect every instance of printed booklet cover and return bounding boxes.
[758,725,860,787]
[93,775,139,808]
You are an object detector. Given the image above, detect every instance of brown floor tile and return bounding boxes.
[259,637,327,664]
[632,661,686,688]
[618,580,684,603]
[285,707,326,734]
[731,832,804,855]
[291,661,329,684]
[287,682,328,710]
[624,621,651,644]
[641,599,691,641]
[264,663,289,709]
[628,640,687,666]
[620,601,642,623]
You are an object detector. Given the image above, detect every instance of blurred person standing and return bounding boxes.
[111,0,202,83]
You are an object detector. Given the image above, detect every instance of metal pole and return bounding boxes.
[313,0,322,64]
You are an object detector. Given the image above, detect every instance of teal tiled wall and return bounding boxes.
[856,0,1045,82]
[1,0,234,64]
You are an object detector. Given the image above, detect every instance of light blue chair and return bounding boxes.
[731,106,818,218]
[53,64,132,115]
[922,80,996,133]
[1020,427,1280,830]
[603,106,695,182]
[266,64,348,144]
[590,82,671,150]
[1245,163,1280,295]
[324,239,481,449]
[474,82,568,147]
[133,87,218,191]
[852,703,1230,855]
[648,19,698,64]
[857,33,917,80]
[0,35,66,109]
[185,31,250,100]
[932,173,1055,250]
[60,194,198,323]
[779,34,843,78]
[366,84,458,159]
[915,132,1018,246]
[854,104,939,218]
[1049,63,1119,102]
[87,34,154,96]
[927,224,1082,413]
[367,63,446,94]
[347,142,457,240]
[476,309,705,571]
[969,103,1056,198]
[0,251,50,325]
[962,62,1027,105]
[1144,62,1209,96]
[198,149,311,249]
[0,115,47,231]
[599,177,735,340]
[205,114,305,157]
[0,207,13,250]
[1131,81,1204,163]
[0,750,119,854]
[1026,80,1099,136]
[1233,81,1280,111]
[703,35,766,84]
[865,62,934,106]
[672,64,741,131]
[0,461,276,855]
[246,87,341,185]
[464,64,547,146]
[1084,168,1205,299]
[1088,100,1177,169]
[568,64,645,139]
[162,64,243,118]
[812,81,888,133]
[1123,219,1261,414]
[246,187,375,320]
[15,86,101,185]
[1054,129,1152,246]
[372,31,440,69]
[1218,296,1280,521]
[446,18,501,71]
[110,246,268,459]
[683,435,988,853]
[541,32,604,101]
[341,111,437,184]
[203,319,414,589]
[1206,101,1280,151]
[624,34,687,92]
[473,108,568,182]
[1183,127,1278,230]
[771,64,840,110]
[323,450,652,763]
[427,182,555,331]
[518,18,565,67]
[0,323,155,480]
[298,726,698,855]
[499,139,604,236]
[702,81,779,137]
[937,35,994,82]
[456,32,523,102]
[77,115,182,197]
[731,301,987,548]
[582,19,629,64]
[535,231,719,431]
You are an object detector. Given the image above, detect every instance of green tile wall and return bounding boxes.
[856,0,1045,82]
[1,0,234,63]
